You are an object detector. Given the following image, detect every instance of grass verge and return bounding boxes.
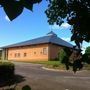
[29,61,66,70]
[22,60,90,71]
[84,64,90,70]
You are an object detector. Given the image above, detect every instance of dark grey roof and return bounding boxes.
[1,32,74,48]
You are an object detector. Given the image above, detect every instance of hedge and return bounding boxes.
[0,62,15,80]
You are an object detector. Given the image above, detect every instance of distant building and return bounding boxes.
[1,31,74,61]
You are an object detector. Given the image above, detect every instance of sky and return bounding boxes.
[0,1,90,53]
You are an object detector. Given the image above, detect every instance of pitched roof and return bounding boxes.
[1,31,74,48]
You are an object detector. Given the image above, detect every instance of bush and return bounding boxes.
[58,48,70,64]
[58,49,66,63]
[82,54,90,64]
[0,62,15,80]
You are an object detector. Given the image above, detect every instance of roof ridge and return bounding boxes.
[1,33,74,49]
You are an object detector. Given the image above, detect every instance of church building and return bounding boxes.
[1,31,74,61]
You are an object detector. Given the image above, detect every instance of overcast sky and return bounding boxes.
[0,1,89,53]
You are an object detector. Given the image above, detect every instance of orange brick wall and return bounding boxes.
[7,44,49,61]
[7,43,63,61]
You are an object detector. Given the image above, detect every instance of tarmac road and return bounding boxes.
[13,62,90,90]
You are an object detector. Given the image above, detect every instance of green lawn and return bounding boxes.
[29,61,60,65]
[29,61,66,70]
[29,61,90,70]
[84,64,90,70]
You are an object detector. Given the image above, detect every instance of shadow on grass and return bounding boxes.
[0,74,25,90]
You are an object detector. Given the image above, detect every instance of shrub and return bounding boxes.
[82,54,90,64]
[58,47,72,63]
[58,49,66,63]
[0,62,15,80]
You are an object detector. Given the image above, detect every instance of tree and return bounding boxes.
[85,46,90,54]
[58,47,72,70]
[58,48,66,63]
[0,0,42,21]
[45,0,90,72]
[45,0,90,49]
[82,46,90,64]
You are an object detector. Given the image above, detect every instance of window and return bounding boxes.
[10,53,12,56]
[24,53,27,57]
[40,51,42,54]
[18,53,20,57]
[15,53,17,57]
[34,52,36,54]
[15,53,20,57]
[43,48,48,55]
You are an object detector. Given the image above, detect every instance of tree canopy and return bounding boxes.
[85,46,90,54]
[82,46,90,64]
[45,0,90,49]
[0,0,42,20]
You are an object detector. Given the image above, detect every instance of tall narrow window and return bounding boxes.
[15,53,20,57]
[10,53,12,56]
[18,53,20,57]
[43,48,48,55]
[24,53,27,57]
[34,52,36,54]
[40,51,42,54]
[15,53,17,57]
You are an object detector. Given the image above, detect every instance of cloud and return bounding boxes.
[61,23,71,29]
[61,37,70,42]
[50,23,71,30]
[49,24,60,30]
[5,16,10,21]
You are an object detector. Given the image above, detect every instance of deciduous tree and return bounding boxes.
[85,46,90,54]
[45,0,90,49]
[0,0,42,20]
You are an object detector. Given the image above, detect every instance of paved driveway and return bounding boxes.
[13,62,90,90]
